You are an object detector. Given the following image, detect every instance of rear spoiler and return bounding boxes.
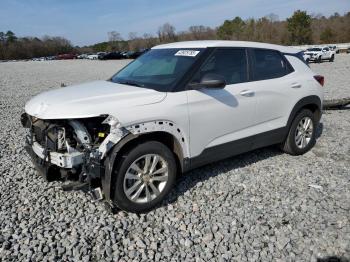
[283,51,309,66]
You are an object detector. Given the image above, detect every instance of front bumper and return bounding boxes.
[304,54,319,60]
[31,140,84,168]
[25,135,105,182]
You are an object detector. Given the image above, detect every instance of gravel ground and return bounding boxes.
[0,55,349,261]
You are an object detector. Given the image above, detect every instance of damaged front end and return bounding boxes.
[21,113,128,202]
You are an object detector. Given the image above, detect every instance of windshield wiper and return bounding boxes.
[119,80,144,87]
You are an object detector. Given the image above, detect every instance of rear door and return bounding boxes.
[247,48,296,137]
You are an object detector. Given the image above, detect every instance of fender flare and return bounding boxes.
[286,95,322,131]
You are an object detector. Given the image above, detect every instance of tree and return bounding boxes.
[5,30,17,43]
[320,27,335,43]
[287,10,312,44]
[266,13,279,22]
[128,32,144,51]
[217,16,245,40]
[0,32,5,42]
[142,33,158,48]
[188,25,214,40]
[107,31,123,51]
[108,31,122,42]
[157,23,176,42]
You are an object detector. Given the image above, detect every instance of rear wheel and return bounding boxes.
[112,141,177,213]
[281,109,317,155]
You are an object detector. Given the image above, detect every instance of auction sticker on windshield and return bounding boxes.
[175,50,200,57]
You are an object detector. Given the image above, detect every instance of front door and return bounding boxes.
[187,48,257,158]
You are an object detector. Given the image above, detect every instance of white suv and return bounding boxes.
[21,41,324,212]
[304,47,335,63]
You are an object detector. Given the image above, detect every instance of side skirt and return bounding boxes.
[186,127,287,171]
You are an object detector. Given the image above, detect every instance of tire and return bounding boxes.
[317,56,322,63]
[281,109,317,155]
[112,141,177,213]
[329,55,334,62]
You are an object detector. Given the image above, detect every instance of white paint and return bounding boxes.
[153,40,300,54]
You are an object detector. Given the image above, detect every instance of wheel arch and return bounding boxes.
[286,95,322,131]
[102,130,187,203]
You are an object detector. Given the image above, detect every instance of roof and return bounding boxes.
[152,40,300,54]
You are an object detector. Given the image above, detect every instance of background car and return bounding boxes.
[99,52,123,60]
[77,54,89,59]
[87,54,99,60]
[304,47,335,63]
[57,53,77,60]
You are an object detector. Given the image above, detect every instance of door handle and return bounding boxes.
[239,90,255,97]
[291,83,301,88]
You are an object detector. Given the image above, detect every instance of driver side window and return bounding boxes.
[191,48,248,85]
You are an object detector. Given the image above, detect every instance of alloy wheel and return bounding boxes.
[295,116,314,149]
[123,154,169,203]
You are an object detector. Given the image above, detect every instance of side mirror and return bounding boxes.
[189,73,226,89]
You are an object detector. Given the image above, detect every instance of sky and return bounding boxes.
[0,0,349,46]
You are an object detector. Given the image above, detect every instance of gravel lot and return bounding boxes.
[0,55,349,261]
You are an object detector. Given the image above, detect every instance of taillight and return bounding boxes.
[314,75,324,86]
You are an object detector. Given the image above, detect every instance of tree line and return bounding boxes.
[0,31,74,60]
[89,10,350,52]
[1,10,350,60]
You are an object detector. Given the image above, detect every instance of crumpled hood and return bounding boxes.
[25,80,166,119]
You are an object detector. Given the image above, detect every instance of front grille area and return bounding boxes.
[31,120,59,151]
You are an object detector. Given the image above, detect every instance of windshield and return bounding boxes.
[307,48,321,51]
[111,48,203,92]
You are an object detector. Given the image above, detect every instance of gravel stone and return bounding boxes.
[0,57,349,261]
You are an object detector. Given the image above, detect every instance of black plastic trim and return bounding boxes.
[186,127,287,171]
[25,138,50,180]
[286,95,322,130]
[102,134,137,201]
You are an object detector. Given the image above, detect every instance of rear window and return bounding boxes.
[250,49,290,81]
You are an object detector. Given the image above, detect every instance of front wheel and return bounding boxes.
[317,56,322,63]
[112,141,177,213]
[329,55,335,62]
[281,109,317,155]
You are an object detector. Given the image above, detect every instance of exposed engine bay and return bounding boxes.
[21,114,127,186]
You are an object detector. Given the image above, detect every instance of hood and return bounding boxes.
[25,80,166,119]
[305,51,319,54]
